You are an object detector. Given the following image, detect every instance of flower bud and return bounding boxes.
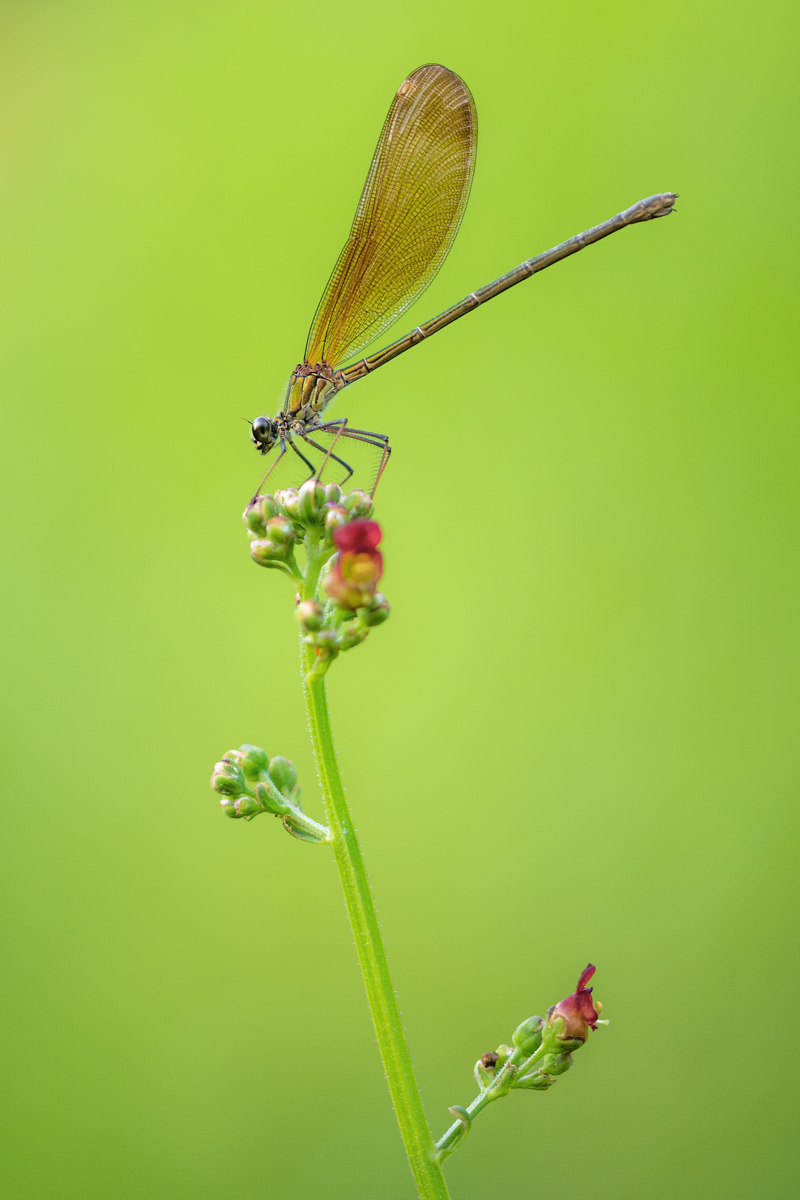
[514,1070,553,1091]
[211,758,246,797]
[324,482,344,506]
[326,520,384,611]
[233,794,261,818]
[298,478,327,526]
[547,1052,573,1077]
[236,743,270,780]
[265,516,294,547]
[324,505,349,538]
[250,517,296,566]
[512,1015,544,1056]
[254,780,289,814]
[493,1045,512,1068]
[343,488,374,520]
[268,755,298,798]
[275,488,300,521]
[249,542,280,567]
[243,494,280,536]
[222,748,247,767]
[311,628,338,648]
[337,624,368,651]
[546,965,602,1045]
[297,599,324,632]
[243,498,267,537]
[220,796,240,818]
[362,592,390,626]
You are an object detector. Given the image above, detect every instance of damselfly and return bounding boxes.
[251,63,676,495]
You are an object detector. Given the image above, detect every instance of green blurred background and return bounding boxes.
[1,1,798,1196]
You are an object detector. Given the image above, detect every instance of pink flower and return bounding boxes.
[326,520,384,610]
[547,964,602,1043]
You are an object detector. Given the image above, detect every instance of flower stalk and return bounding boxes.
[302,663,452,1199]
[294,490,449,1198]
[209,479,606,1197]
[435,965,606,1162]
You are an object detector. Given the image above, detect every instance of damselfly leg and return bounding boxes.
[314,420,392,497]
[251,440,288,503]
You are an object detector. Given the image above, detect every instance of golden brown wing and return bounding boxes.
[304,64,477,368]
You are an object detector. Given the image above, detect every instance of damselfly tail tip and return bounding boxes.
[655,192,678,216]
[632,192,678,222]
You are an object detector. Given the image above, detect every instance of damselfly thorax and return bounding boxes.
[285,360,345,423]
[248,63,675,499]
[251,359,389,495]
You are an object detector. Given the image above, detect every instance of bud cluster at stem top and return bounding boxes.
[243,481,375,577]
[241,479,391,680]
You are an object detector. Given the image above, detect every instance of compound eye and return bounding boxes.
[251,416,274,443]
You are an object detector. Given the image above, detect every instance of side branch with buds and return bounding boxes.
[208,480,606,1200]
[434,966,607,1161]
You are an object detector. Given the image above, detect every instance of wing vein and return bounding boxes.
[305,63,477,368]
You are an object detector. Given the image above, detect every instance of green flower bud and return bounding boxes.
[211,758,247,796]
[298,478,327,526]
[338,624,368,651]
[323,483,344,507]
[297,599,324,632]
[493,1045,512,1068]
[265,516,294,547]
[268,755,298,798]
[362,592,391,626]
[250,517,296,567]
[249,547,287,570]
[310,628,338,652]
[514,1070,553,1091]
[324,505,349,538]
[222,748,247,767]
[243,499,267,537]
[254,780,289,815]
[343,488,374,520]
[233,794,261,818]
[547,1052,573,1077]
[249,540,275,566]
[220,796,240,818]
[243,494,280,537]
[512,1015,544,1056]
[275,488,300,520]
[236,744,270,780]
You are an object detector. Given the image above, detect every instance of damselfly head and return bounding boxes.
[251,416,278,453]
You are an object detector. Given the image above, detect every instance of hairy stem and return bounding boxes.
[300,623,450,1198]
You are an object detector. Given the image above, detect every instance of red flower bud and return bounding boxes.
[547,964,602,1043]
[334,520,382,555]
[326,520,384,611]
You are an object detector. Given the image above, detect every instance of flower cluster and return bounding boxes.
[243,478,390,683]
[434,965,607,1161]
[210,743,330,843]
[326,520,383,609]
[298,520,390,681]
[243,479,375,580]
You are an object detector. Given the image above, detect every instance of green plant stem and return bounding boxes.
[301,645,451,1199]
[435,1091,494,1158]
[434,1041,550,1158]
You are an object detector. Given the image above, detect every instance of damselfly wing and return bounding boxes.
[250,64,676,496]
